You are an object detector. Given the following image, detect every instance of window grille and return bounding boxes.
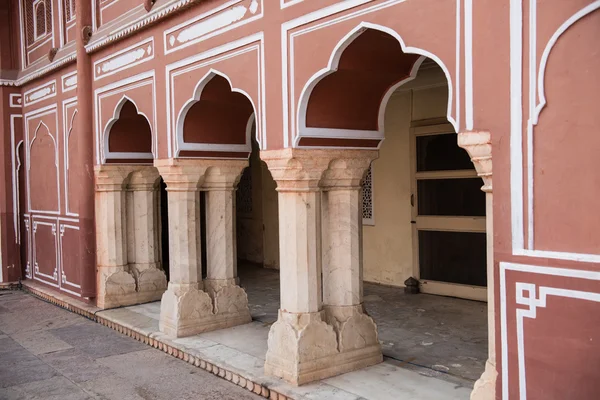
[362,164,374,225]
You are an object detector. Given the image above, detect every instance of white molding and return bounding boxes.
[280,0,303,9]
[18,0,26,70]
[31,219,59,286]
[163,0,263,55]
[61,71,78,92]
[93,37,154,81]
[175,69,255,156]
[102,96,154,163]
[510,0,600,261]
[282,0,459,148]
[0,52,77,88]
[94,70,157,164]
[464,0,473,130]
[23,80,57,107]
[295,23,429,146]
[62,97,78,217]
[500,262,600,400]
[58,223,82,295]
[10,94,23,108]
[10,116,23,244]
[24,104,60,215]
[165,33,265,157]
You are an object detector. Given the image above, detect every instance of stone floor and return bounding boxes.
[0,290,259,400]
[239,263,488,384]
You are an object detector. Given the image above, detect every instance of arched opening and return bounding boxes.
[235,124,280,323]
[299,27,487,388]
[34,1,47,39]
[105,98,153,163]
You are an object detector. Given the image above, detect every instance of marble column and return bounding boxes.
[155,159,213,338]
[202,160,251,326]
[127,167,167,303]
[458,131,496,400]
[95,165,137,309]
[320,150,382,367]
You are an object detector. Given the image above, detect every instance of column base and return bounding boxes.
[159,282,251,338]
[130,263,168,303]
[470,360,497,400]
[96,268,138,309]
[204,278,252,322]
[264,309,382,385]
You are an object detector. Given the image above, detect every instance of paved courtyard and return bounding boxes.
[0,290,259,400]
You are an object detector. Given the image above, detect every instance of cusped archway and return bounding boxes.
[103,98,153,164]
[176,71,255,159]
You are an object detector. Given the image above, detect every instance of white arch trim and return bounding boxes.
[29,121,58,169]
[532,1,600,125]
[295,22,456,148]
[15,140,24,245]
[174,68,256,157]
[102,95,154,164]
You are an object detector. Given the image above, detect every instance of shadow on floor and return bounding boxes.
[238,262,487,386]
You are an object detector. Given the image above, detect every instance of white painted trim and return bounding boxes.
[510,0,600,261]
[525,1,600,250]
[280,0,303,9]
[509,0,524,252]
[92,0,97,31]
[57,0,64,47]
[102,95,154,163]
[165,33,265,157]
[464,0,473,130]
[23,80,57,107]
[500,262,600,400]
[62,98,78,217]
[58,224,82,294]
[163,1,263,55]
[295,25,428,146]
[10,94,23,108]
[282,0,459,148]
[16,141,24,245]
[10,116,23,244]
[32,0,47,41]
[93,37,154,81]
[31,219,59,286]
[18,0,26,69]
[61,71,78,92]
[174,69,255,156]
[94,70,157,164]
[24,105,61,216]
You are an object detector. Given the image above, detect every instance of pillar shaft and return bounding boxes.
[262,149,381,386]
[156,159,250,338]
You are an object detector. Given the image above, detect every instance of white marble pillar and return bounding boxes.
[155,160,213,338]
[202,161,251,325]
[262,149,338,385]
[320,151,382,365]
[127,167,167,303]
[95,165,137,309]
[458,131,496,400]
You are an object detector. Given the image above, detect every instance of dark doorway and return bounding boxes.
[159,178,170,281]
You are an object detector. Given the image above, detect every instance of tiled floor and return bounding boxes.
[0,290,259,400]
[239,263,488,383]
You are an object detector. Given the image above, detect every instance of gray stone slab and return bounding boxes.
[49,322,147,359]
[0,356,58,388]
[0,376,92,400]
[12,330,73,355]
[39,348,111,383]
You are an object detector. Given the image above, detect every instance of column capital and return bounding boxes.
[128,166,161,191]
[320,150,379,189]
[261,148,378,191]
[202,159,249,190]
[154,159,210,191]
[95,165,137,192]
[457,131,493,193]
